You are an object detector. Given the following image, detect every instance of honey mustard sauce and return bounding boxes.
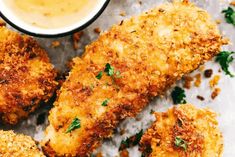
[4,0,98,29]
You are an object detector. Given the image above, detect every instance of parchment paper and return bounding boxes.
[1,0,235,156]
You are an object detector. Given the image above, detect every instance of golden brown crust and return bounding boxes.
[140,104,223,157]
[0,130,45,157]
[0,27,57,124]
[43,1,225,156]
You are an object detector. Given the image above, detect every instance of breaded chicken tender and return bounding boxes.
[0,27,57,124]
[0,130,45,157]
[140,104,223,157]
[42,1,226,156]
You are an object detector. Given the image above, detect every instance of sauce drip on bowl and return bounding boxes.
[4,0,98,29]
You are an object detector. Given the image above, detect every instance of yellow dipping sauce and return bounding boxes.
[4,0,98,29]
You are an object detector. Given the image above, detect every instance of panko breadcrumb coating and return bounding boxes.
[140,104,223,157]
[0,27,57,124]
[0,130,45,157]
[42,1,226,156]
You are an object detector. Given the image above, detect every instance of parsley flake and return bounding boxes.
[104,63,122,79]
[222,7,235,26]
[66,117,81,133]
[119,130,143,150]
[216,51,234,77]
[174,136,188,151]
[171,87,187,104]
[96,71,103,79]
[102,99,110,106]
[104,63,115,76]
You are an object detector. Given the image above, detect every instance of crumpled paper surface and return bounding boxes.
[1,0,235,156]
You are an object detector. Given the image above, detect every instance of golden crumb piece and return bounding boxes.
[0,27,57,124]
[211,88,221,99]
[51,41,60,48]
[0,130,45,157]
[199,65,205,72]
[120,11,126,16]
[42,1,225,156]
[94,27,101,34]
[215,19,221,24]
[120,149,129,157]
[140,104,223,157]
[96,152,103,157]
[183,76,193,89]
[120,128,126,135]
[194,73,201,87]
[72,32,83,50]
[209,75,220,88]
[222,37,230,45]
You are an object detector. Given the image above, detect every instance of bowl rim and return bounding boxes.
[0,0,110,38]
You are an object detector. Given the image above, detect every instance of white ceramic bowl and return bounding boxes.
[0,0,109,37]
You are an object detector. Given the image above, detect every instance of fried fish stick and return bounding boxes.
[42,1,226,156]
[140,104,223,157]
[0,130,45,157]
[0,27,57,124]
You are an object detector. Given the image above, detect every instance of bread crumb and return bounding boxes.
[215,19,221,24]
[211,88,221,99]
[204,69,213,78]
[135,116,141,121]
[120,128,126,135]
[120,11,126,17]
[209,75,220,88]
[199,65,205,72]
[96,152,103,157]
[222,37,230,45]
[94,27,101,34]
[197,95,205,101]
[230,1,235,6]
[120,149,129,157]
[183,76,194,89]
[51,41,60,48]
[194,73,201,87]
[0,19,6,27]
[183,0,189,3]
[72,32,83,50]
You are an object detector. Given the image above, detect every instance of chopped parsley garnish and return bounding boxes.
[103,63,122,79]
[104,63,115,76]
[96,71,103,79]
[216,51,234,77]
[171,87,187,104]
[174,136,188,151]
[101,99,110,106]
[119,130,143,150]
[222,7,235,26]
[66,117,81,133]
[132,130,143,145]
